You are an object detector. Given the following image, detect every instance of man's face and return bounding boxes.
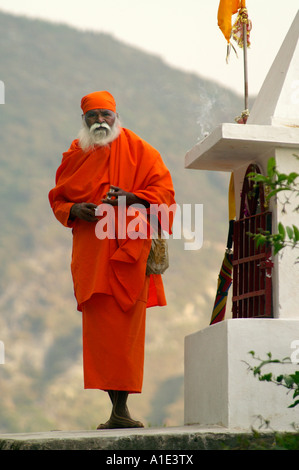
[78,107,120,149]
[84,108,116,130]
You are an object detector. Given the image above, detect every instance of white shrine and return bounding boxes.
[184,11,299,431]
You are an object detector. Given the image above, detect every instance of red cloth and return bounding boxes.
[48,127,175,312]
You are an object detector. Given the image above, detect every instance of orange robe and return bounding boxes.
[81,277,150,392]
[48,128,175,391]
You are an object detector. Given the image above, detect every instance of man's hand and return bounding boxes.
[102,186,149,207]
[70,202,98,222]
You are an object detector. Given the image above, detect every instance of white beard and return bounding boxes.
[78,116,121,151]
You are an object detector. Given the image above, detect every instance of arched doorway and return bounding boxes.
[232,164,273,318]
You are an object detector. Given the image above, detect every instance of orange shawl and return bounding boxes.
[48,128,175,312]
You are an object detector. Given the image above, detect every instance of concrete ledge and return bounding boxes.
[184,319,299,430]
[0,425,297,450]
[184,123,299,172]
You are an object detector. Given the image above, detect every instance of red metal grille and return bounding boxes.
[232,212,273,318]
[232,164,273,319]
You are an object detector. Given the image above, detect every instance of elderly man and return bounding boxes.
[48,91,175,429]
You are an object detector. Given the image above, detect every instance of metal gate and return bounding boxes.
[232,164,273,318]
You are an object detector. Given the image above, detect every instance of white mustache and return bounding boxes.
[90,122,111,133]
[78,116,121,150]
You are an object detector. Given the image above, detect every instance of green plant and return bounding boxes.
[248,155,299,256]
[245,351,299,410]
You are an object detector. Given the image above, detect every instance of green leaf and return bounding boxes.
[267,187,291,199]
[288,400,299,408]
[284,375,295,388]
[248,174,268,183]
[272,234,284,243]
[273,243,285,255]
[267,157,276,178]
[260,373,273,382]
[290,371,299,384]
[286,226,294,240]
[278,223,286,240]
[277,173,289,183]
[287,172,299,184]
[256,235,266,248]
[293,225,299,242]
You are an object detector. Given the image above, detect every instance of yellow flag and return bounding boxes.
[217,0,242,43]
[228,173,236,221]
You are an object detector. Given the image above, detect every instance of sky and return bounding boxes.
[0,0,298,98]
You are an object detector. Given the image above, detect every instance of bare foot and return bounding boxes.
[97,411,144,429]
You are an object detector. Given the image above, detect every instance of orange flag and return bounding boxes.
[218,0,245,43]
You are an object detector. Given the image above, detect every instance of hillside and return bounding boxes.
[0,11,246,432]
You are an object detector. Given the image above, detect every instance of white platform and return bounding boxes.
[184,319,299,431]
[184,123,299,172]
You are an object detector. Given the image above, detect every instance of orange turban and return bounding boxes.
[81,91,116,114]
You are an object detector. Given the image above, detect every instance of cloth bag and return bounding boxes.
[146,231,169,275]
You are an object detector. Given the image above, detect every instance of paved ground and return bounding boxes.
[0,425,280,450]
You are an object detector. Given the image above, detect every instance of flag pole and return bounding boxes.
[243,20,248,111]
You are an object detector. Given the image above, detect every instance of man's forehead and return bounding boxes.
[85,108,115,114]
